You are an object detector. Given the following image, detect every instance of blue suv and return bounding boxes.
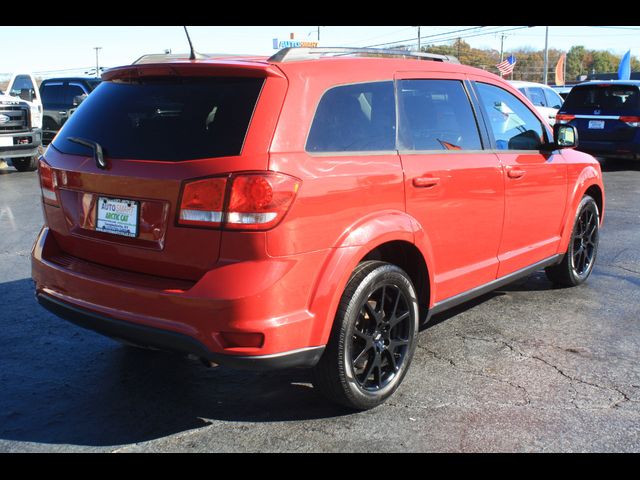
[557,80,640,160]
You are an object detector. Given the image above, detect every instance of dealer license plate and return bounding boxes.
[96,197,139,238]
[0,137,13,147]
[588,120,605,129]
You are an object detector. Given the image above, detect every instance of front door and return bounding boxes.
[472,81,567,277]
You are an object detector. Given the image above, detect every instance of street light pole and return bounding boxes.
[543,26,549,84]
[94,47,102,78]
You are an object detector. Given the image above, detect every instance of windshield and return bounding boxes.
[563,84,640,111]
[53,77,264,161]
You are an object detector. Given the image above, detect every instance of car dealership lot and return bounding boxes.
[0,159,638,452]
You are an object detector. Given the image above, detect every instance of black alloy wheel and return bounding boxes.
[570,202,599,277]
[546,195,600,286]
[349,283,412,392]
[312,261,419,410]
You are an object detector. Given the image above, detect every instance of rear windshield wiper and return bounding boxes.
[67,137,107,169]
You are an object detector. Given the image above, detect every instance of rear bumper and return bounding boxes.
[577,139,640,158]
[37,293,324,370]
[32,226,329,370]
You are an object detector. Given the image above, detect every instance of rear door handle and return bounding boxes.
[412,176,440,188]
[506,167,526,179]
[59,111,68,116]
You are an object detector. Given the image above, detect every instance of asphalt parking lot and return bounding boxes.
[0,158,638,453]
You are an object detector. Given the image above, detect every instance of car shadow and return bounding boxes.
[0,278,352,448]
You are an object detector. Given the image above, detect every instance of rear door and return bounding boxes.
[42,66,285,281]
[396,72,504,302]
[472,81,567,277]
[40,81,67,142]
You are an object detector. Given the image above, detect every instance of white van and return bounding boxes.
[510,80,564,126]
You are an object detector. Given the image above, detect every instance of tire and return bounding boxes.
[12,155,38,172]
[545,195,600,286]
[312,261,419,410]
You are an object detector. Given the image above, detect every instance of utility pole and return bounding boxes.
[93,47,102,78]
[317,26,321,42]
[543,26,549,85]
[499,34,506,77]
[412,26,421,51]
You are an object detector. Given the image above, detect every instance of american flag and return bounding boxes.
[496,55,517,76]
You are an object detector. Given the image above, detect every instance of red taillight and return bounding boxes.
[620,116,640,127]
[38,158,59,206]
[226,173,300,230]
[556,113,575,124]
[177,172,300,231]
[178,177,227,227]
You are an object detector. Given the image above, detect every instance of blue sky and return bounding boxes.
[1,26,638,78]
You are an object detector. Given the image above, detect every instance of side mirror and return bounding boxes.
[554,123,578,148]
[72,94,88,107]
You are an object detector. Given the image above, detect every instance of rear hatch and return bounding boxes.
[41,62,284,281]
[560,83,640,142]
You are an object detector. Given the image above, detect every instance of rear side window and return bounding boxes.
[52,77,264,161]
[563,84,640,111]
[306,81,396,152]
[475,82,546,151]
[41,83,65,105]
[398,79,482,151]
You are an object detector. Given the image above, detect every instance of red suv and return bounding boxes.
[32,47,604,410]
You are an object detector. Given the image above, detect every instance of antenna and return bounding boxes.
[183,26,200,60]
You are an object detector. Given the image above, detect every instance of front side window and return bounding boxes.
[306,81,396,152]
[544,88,564,109]
[475,82,546,151]
[65,84,87,106]
[397,79,482,151]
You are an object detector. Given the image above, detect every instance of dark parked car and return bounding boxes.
[557,80,640,159]
[39,77,101,144]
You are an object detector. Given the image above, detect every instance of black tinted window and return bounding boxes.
[65,84,86,105]
[476,82,546,150]
[563,84,640,111]
[398,79,482,151]
[306,81,396,152]
[52,77,264,161]
[41,83,64,105]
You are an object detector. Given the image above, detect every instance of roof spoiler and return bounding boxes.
[268,47,460,64]
[132,52,264,65]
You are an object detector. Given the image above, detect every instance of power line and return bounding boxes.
[363,26,488,48]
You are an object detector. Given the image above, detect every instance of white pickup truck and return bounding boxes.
[0,73,43,171]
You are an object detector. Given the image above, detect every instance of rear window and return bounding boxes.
[52,77,264,161]
[563,84,640,111]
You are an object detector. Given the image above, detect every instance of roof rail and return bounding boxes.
[268,47,460,64]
